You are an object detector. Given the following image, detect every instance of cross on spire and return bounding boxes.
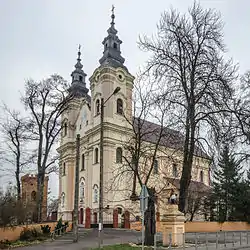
[111,4,115,25]
[78,44,81,59]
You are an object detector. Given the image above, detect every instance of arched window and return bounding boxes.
[116,147,122,163]
[95,148,99,164]
[153,159,158,174]
[79,75,83,82]
[31,191,36,201]
[172,164,178,178]
[116,98,123,115]
[80,180,85,202]
[62,162,66,176]
[61,193,65,208]
[63,122,68,136]
[96,99,100,115]
[200,170,204,183]
[81,154,85,171]
[93,185,98,203]
[114,43,117,49]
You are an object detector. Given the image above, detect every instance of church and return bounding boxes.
[57,9,211,224]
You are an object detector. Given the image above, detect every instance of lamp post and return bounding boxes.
[73,134,80,242]
[98,86,120,248]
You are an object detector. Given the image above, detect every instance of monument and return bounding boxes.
[160,204,185,246]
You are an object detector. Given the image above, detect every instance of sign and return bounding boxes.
[139,185,149,213]
[139,185,149,250]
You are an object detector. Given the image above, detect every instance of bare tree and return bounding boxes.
[108,80,183,245]
[186,184,210,221]
[139,2,237,212]
[21,74,72,222]
[0,105,34,199]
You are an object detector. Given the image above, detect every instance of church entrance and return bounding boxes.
[79,208,84,224]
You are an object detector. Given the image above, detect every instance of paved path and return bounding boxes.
[18,228,141,250]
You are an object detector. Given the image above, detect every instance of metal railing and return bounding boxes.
[152,231,250,249]
[50,224,68,241]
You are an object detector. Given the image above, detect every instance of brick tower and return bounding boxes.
[21,174,49,222]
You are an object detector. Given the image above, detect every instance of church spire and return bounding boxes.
[68,45,89,98]
[99,6,127,70]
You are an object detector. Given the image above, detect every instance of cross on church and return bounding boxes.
[112,5,115,15]
[78,44,81,52]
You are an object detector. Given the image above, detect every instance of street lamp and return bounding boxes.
[98,86,120,247]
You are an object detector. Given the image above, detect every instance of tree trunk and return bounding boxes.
[15,164,21,200]
[37,172,45,222]
[144,188,156,246]
[179,106,196,213]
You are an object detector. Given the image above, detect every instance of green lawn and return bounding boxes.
[91,244,153,249]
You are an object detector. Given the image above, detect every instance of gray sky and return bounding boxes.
[0,0,249,196]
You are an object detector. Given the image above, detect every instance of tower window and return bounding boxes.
[80,179,85,202]
[61,192,65,208]
[153,159,158,174]
[81,154,85,171]
[114,43,117,49]
[117,98,123,115]
[93,184,98,203]
[116,147,122,163]
[200,170,204,183]
[79,75,83,82]
[31,191,36,201]
[94,148,99,164]
[172,164,178,178]
[62,162,66,176]
[96,99,100,115]
[63,123,68,136]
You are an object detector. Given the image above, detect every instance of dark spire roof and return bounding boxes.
[68,45,89,98]
[99,6,128,71]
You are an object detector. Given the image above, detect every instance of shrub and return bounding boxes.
[0,240,11,249]
[55,218,63,235]
[41,224,51,234]
[19,227,42,241]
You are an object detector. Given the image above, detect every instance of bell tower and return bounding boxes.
[89,6,134,126]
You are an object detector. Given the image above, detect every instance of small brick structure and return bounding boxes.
[113,208,118,228]
[85,207,91,228]
[21,174,49,222]
[124,210,130,229]
[156,212,160,222]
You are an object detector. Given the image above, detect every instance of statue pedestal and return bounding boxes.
[160,205,185,246]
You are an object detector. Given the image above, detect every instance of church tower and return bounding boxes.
[89,6,134,209]
[89,7,134,127]
[58,48,90,221]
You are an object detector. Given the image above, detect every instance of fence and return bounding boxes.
[50,224,69,241]
[151,231,250,249]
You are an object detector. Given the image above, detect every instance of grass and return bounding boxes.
[0,239,45,249]
[91,244,154,249]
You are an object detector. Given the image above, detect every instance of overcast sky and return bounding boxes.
[0,0,249,196]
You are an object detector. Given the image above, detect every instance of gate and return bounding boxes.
[91,208,114,228]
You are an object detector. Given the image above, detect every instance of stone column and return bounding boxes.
[161,205,185,246]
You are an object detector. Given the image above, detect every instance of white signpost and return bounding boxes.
[139,184,149,250]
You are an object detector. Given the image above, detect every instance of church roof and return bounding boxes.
[133,117,210,159]
[163,177,211,192]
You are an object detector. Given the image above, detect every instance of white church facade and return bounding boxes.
[57,9,211,223]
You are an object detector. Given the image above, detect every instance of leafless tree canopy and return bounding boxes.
[21,74,72,222]
[0,105,35,199]
[139,2,237,212]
